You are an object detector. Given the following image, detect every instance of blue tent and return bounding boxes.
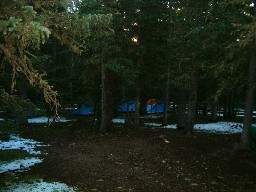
[118,101,136,112]
[70,104,94,115]
[147,102,164,114]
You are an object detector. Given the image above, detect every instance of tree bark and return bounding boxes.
[139,90,147,115]
[227,92,234,118]
[100,61,112,133]
[69,52,74,101]
[16,81,28,126]
[186,67,198,134]
[162,64,170,126]
[211,102,218,120]
[134,81,141,128]
[240,46,256,150]
[134,46,143,128]
[177,89,186,130]
[125,98,133,127]
[202,103,208,115]
[223,98,228,119]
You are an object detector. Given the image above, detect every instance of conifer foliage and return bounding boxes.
[0,0,112,114]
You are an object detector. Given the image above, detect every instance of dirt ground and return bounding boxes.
[19,120,256,192]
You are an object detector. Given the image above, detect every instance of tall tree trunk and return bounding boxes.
[162,64,170,126]
[203,103,208,115]
[69,52,74,101]
[100,62,112,133]
[240,46,256,150]
[233,100,237,118]
[211,101,218,120]
[177,89,186,130]
[134,46,143,128]
[16,81,28,126]
[186,67,198,134]
[134,81,141,128]
[125,98,133,127]
[172,101,176,112]
[227,92,234,118]
[139,90,147,115]
[94,90,102,128]
[223,98,228,119]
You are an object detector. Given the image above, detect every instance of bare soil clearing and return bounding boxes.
[19,122,256,192]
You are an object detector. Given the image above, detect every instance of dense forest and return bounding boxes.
[0,0,256,148]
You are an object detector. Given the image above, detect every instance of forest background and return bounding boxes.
[0,0,256,150]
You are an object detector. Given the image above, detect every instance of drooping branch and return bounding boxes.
[0,44,60,114]
[0,0,113,116]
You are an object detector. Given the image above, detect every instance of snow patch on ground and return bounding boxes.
[112,118,242,134]
[194,122,242,134]
[28,116,71,124]
[144,123,176,129]
[0,158,42,173]
[0,134,77,191]
[144,123,161,127]
[145,122,243,134]
[236,114,256,117]
[112,118,125,124]
[3,180,76,192]
[113,119,244,134]
[142,115,163,119]
[0,134,48,155]
[0,134,48,173]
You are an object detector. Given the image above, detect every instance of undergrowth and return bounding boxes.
[0,150,32,162]
[0,119,18,141]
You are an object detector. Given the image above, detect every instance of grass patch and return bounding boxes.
[0,119,19,141]
[0,133,10,141]
[21,123,100,138]
[0,173,20,188]
[21,175,41,184]
[0,173,85,192]
[22,124,70,135]
[0,150,32,162]
[0,174,42,189]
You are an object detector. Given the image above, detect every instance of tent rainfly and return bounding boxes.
[70,104,94,116]
[146,99,164,114]
[118,101,136,112]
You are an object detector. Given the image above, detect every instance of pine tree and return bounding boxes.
[0,0,113,115]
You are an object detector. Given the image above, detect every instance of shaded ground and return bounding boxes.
[16,120,256,192]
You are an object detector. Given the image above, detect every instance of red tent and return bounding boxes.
[146,99,159,105]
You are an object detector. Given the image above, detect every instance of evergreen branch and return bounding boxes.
[0,44,60,115]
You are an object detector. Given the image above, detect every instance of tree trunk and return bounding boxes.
[240,46,256,150]
[69,52,74,101]
[202,103,208,115]
[223,98,228,119]
[16,81,28,126]
[134,81,141,128]
[177,89,186,130]
[100,62,112,133]
[139,90,147,115]
[134,46,143,128]
[233,100,238,118]
[230,93,235,118]
[162,64,170,126]
[211,101,218,120]
[186,67,198,134]
[125,98,133,127]
[227,93,234,118]
[172,101,176,112]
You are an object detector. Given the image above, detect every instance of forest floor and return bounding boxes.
[8,116,256,192]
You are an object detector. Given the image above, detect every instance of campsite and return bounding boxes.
[1,0,256,191]
[1,114,256,191]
